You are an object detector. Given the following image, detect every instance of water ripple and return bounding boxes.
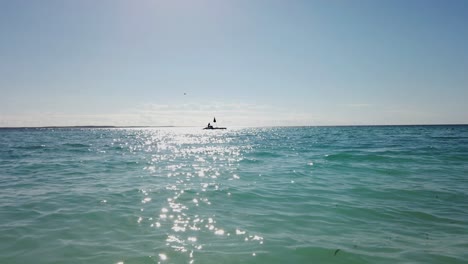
[1,126,468,263]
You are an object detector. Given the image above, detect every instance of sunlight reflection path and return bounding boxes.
[124,128,263,262]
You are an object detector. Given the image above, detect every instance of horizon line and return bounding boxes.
[1,124,467,129]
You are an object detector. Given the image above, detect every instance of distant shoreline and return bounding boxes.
[0,126,176,129]
[0,124,467,129]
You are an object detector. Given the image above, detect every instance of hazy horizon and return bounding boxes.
[1,123,468,129]
[2,0,468,127]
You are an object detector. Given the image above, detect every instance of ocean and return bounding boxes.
[1,126,467,264]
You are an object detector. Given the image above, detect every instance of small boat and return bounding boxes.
[203,117,226,130]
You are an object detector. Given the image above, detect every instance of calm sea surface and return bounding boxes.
[1,126,467,264]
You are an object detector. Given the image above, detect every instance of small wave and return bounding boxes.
[15,145,47,150]
[326,152,387,162]
[62,143,89,148]
[445,155,468,162]
[263,246,372,263]
[325,152,414,164]
[239,158,262,164]
[249,151,283,158]
[431,136,468,140]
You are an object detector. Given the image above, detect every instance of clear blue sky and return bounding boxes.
[1,0,467,127]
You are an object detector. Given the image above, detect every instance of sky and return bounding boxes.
[1,0,467,127]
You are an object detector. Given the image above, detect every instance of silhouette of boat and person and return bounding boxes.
[204,117,226,130]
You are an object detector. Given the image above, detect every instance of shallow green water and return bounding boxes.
[1,126,467,263]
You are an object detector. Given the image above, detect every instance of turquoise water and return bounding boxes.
[1,126,468,264]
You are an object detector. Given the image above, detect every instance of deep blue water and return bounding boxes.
[1,126,468,263]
